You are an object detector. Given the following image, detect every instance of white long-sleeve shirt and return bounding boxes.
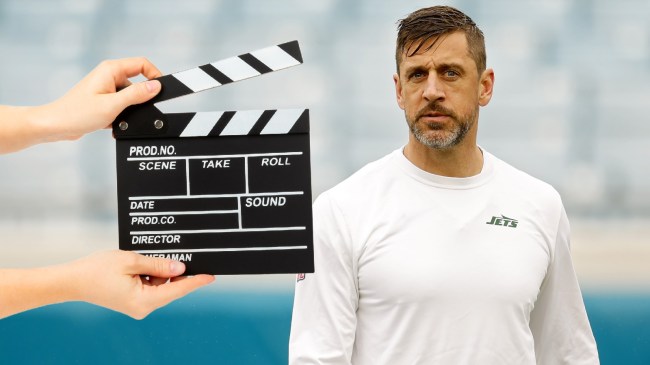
[290,148,599,365]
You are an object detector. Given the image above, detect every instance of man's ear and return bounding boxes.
[394,73,405,110]
[478,68,494,107]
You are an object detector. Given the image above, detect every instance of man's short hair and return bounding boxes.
[395,6,486,74]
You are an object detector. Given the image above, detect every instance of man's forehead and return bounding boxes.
[400,31,471,66]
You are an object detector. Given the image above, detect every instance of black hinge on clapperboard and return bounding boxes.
[112,41,313,275]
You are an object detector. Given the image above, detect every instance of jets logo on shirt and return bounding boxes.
[486,215,518,228]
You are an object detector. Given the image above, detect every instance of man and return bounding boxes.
[0,58,214,319]
[289,6,599,364]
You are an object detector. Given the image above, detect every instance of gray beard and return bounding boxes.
[411,119,470,150]
[408,108,477,150]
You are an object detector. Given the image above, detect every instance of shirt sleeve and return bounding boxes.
[289,192,359,365]
[529,205,600,364]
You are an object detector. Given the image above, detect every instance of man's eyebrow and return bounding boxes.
[402,61,467,75]
[435,62,466,72]
[402,65,426,75]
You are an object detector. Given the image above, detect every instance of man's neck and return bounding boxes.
[403,138,484,178]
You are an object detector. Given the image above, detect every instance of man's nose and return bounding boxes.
[422,75,444,102]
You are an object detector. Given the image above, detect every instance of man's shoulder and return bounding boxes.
[489,152,562,203]
[315,150,397,205]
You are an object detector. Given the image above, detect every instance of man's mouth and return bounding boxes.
[419,111,448,121]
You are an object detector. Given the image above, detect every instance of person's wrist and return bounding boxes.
[21,103,60,144]
[52,260,87,303]
[22,264,80,309]
[0,104,66,153]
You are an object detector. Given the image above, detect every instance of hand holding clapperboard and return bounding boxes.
[112,41,314,275]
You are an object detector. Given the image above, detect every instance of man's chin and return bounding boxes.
[419,119,447,130]
[413,132,458,150]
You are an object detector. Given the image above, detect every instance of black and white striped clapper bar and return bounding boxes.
[112,41,313,275]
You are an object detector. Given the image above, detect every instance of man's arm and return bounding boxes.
[289,193,359,364]
[529,206,600,364]
[0,250,214,319]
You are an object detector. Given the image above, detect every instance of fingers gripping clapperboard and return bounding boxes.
[112,41,314,275]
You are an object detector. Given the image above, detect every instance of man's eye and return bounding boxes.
[410,71,425,79]
[444,70,459,78]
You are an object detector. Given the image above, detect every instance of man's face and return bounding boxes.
[394,31,493,150]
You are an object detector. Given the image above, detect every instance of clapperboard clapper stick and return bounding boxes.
[112,41,314,275]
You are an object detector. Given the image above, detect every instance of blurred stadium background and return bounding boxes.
[1,0,649,363]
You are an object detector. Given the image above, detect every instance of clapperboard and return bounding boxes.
[112,41,314,275]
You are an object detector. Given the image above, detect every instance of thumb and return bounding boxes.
[131,254,186,278]
[115,79,161,109]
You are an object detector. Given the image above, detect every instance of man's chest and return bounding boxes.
[354,193,553,311]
